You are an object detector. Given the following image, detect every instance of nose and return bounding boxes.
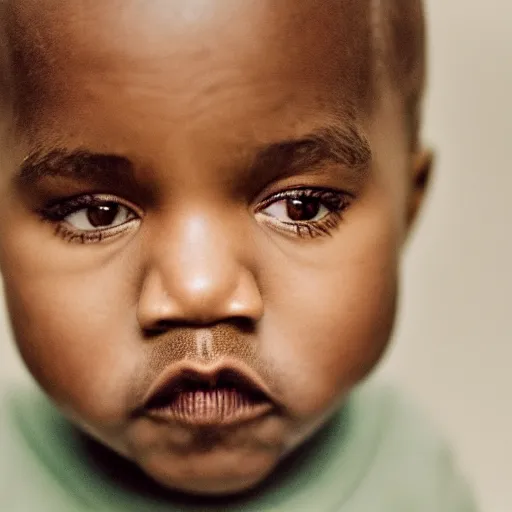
[136,214,263,331]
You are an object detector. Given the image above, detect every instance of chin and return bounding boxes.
[142,453,278,497]
[164,475,268,497]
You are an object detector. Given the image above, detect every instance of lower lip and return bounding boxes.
[145,388,274,427]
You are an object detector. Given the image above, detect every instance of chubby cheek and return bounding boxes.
[261,191,400,422]
[2,258,138,433]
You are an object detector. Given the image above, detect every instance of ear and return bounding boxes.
[406,148,434,232]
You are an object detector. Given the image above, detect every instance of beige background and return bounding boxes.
[0,1,510,510]
[378,1,512,511]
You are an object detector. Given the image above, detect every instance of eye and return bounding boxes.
[256,188,350,239]
[262,196,330,223]
[39,194,143,243]
[65,202,137,231]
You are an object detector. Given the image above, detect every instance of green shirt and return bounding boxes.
[1,379,479,511]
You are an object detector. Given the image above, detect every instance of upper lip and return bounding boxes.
[142,359,276,412]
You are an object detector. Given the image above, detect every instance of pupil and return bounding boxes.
[286,198,320,221]
[86,203,119,227]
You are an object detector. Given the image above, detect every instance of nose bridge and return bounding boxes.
[142,208,259,324]
[171,213,235,295]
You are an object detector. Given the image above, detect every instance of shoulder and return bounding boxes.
[344,379,480,511]
[0,382,78,511]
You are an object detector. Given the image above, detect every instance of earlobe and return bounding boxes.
[406,148,434,232]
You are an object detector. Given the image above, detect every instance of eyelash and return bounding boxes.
[38,187,351,244]
[256,188,351,239]
[38,194,141,244]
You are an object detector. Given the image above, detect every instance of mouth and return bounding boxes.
[142,363,276,427]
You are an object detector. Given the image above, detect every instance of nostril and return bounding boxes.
[143,320,172,338]
[230,317,255,334]
[141,317,256,341]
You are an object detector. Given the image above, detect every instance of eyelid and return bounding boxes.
[255,187,348,212]
[38,193,144,244]
[254,187,352,240]
[39,193,144,221]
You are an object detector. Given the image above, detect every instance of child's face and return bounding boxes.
[0,0,426,495]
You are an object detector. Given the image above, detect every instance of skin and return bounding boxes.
[0,0,431,496]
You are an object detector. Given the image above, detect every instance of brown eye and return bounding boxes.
[286,198,321,221]
[256,188,349,239]
[87,203,120,227]
[64,202,137,231]
[261,195,330,223]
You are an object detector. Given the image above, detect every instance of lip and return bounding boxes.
[141,360,277,427]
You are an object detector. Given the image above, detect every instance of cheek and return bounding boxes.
[260,190,400,419]
[2,255,139,428]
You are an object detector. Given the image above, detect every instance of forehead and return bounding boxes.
[4,0,375,156]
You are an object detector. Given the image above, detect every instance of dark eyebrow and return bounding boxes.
[251,123,372,178]
[15,123,371,189]
[15,148,134,187]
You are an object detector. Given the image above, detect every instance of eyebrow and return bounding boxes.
[251,124,372,178]
[16,149,134,187]
[15,123,372,188]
